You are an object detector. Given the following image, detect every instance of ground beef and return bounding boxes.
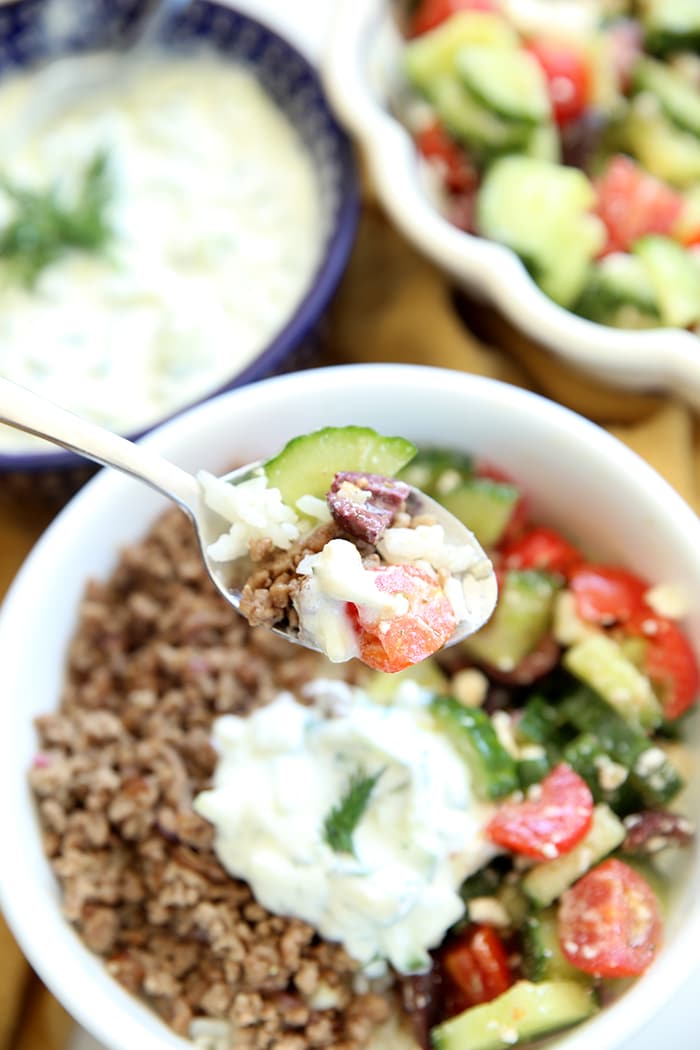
[238,521,343,630]
[29,507,395,1049]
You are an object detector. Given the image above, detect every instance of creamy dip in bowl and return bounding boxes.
[0,0,358,470]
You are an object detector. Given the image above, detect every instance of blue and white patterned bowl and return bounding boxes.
[0,0,360,475]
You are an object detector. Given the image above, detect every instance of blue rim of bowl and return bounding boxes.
[0,0,361,474]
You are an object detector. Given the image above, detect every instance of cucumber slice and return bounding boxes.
[476,156,605,308]
[638,0,700,56]
[559,687,684,806]
[517,695,568,750]
[625,101,700,187]
[263,426,416,509]
[633,58,700,138]
[430,694,519,800]
[574,253,661,328]
[431,980,597,1050]
[397,448,474,497]
[563,633,662,731]
[521,907,592,984]
[522,804,626,907]
[517,750,552,790]
[523,122,561,163]
[462,570,558,673]
[455,46,551,125]
[431,77,532,152]
[404,11,519,94]
[440,477,520,548]
[562,732,641,814]
[633,235,700,328]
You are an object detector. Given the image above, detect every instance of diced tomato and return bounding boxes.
[625,609,700,720]
[526,39,590,126]
[594,155,684,256]
[347,564,457,674]
[440,924,513,1015]
[408,0,499,37]
[486,764,593,860]
[500,526,583,579]
[569,563,649,626]
[415,121,478,195]
[475,462,529,545]
[558,858,662,977]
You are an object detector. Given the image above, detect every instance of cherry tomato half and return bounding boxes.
[594,155,684,256]
[569,563,649,626]
[347,563,456,674]
[440,924,513,1015]
[486,764,594,860]
[409,0,499,37]
[558,858,662,977]
[526,39,590,126]
[500,526,583,579]
[626,609,700,721]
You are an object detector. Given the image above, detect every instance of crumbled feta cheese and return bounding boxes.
[594,754,628,792]
[296,494,333,522]
[634,748,667,778]
[644,584,690,621]
[451,668,489,708]
[468,896,511,928]
[491,711,520,758]
[297,540,408,616]
[378,524,476,574]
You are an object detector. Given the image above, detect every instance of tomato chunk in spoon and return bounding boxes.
[347,563,457,674]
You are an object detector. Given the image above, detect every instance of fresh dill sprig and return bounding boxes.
[0,148,113,287]
[323,767,384,855]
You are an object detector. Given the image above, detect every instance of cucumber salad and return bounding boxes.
[197,426,497,671]
[195,442,698,1050]
[384,446,698,1048]
[400,0,700,331]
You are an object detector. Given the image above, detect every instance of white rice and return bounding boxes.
[198,470,301,561]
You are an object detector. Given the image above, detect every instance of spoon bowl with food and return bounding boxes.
[0,376,497,670]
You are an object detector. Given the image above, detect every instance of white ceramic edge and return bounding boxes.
[320,0,700,406]
[2,363,700,1050]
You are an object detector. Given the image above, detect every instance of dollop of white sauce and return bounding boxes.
[0,57,323,451]
[194,682,496,976]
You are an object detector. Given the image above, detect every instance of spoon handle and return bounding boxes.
[0,376,200,510]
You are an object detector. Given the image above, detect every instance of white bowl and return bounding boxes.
[320,0,700,408]
[1,362,700,1050]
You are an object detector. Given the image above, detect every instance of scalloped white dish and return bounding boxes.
[320,0,700,406]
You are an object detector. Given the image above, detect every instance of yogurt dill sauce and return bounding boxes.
[194,680,496,976]
[0,56,323,451]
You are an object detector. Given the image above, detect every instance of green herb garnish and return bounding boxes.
[323,768,384,855]
[0,148,113,287]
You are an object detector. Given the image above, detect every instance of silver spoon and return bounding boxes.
[0,376,497,653]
